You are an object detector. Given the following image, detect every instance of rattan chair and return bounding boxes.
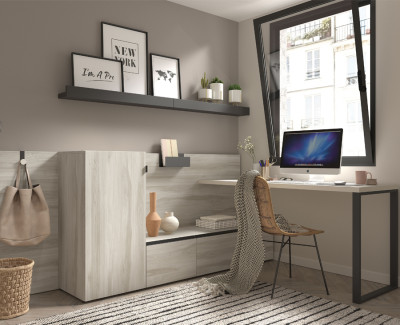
[254,176,329,298]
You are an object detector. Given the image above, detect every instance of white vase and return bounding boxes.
[198,89,212,101]
[210,83,223,101]
[229,90,242,104]
[252,163,260,172]
[161,211,179,234]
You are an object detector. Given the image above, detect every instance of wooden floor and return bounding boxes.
[3,261,400,324]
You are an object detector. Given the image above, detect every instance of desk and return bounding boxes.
[198,179,399,303]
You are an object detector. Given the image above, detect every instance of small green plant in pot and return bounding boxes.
[228,84,242,105]
[210,77,223,102]
[198,72,213,101]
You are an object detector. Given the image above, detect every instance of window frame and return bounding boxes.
[253,0,375,166]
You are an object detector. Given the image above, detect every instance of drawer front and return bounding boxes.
[146,239,196,287]
[196,233,237,276]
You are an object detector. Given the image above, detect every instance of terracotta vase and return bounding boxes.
[146,192,161,237]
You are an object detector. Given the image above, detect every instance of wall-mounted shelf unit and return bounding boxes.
[58,86,250,116]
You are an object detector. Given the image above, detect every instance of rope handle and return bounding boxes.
[15,161,33,189]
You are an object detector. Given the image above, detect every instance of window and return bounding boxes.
[347,101,362,123]
[254,0,375,166]
[306,50,320,79]
[303,94,322,128]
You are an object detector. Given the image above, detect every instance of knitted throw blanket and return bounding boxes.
[196,170,265,295]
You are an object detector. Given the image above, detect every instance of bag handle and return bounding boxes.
[15,162,33,189]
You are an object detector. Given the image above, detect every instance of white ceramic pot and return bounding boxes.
[228,90,242,104]
[252,163,260,172]
[198,89,212,101]
[161,211,179,234]
[210,83,223,101]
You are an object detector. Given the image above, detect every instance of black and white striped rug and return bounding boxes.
[24,283,399,325]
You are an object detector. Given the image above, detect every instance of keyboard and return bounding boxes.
[268,180,357,186]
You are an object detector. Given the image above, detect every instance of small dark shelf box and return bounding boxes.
[163,154,190,167]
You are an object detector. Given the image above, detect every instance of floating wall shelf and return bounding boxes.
[58,86,250,116]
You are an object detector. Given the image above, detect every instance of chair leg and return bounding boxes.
[313,234,329,295]
[272,235,285,298]
[289,237,292,278]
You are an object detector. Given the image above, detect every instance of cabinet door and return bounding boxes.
[147,239,196,287]
[85,151,146,301]
[196,233,237,276]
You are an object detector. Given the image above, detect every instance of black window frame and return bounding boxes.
[253,0,375,166]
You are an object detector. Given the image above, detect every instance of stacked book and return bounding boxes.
[195,215,236,230]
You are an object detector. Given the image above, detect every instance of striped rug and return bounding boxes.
[24,282,399,325]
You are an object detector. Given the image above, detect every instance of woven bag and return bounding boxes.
[0,258,34,320]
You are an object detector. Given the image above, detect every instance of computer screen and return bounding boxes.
[280,129,343,175]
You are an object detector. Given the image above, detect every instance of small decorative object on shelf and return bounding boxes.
[228,84,242,105]
[196,215,236,230]
[150,53,181,99]
[146,192,161,237]
[210,77,223,102]
[237,136,256,169]
[160,139,190,167]
[198,72,212,101]
[160,211,180,234]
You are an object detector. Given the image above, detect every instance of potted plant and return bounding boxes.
[198,72,212,101]
[228,84,242,105]
[210,77,223,101]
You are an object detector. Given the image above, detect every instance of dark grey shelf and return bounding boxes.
[58,86,250,116]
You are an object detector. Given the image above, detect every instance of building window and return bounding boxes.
[303,94,322,128]
[254,0,375,166]
[306,50,320,79]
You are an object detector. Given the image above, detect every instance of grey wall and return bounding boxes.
[0,1,239,154]
[239,0,400,284]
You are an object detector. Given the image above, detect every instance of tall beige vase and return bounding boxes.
[146,192,161,237]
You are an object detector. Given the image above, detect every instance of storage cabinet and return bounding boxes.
[59,151,146,301]
[147,239,197,287]
[196,233,237,276]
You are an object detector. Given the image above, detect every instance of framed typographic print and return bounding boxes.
[72,53,124,92]
[102,22,148,94]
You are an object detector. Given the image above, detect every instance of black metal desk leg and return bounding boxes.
[352,193,362,303]
[390,190,398,289]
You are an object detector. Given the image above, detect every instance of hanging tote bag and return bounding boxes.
[0,161,50,246]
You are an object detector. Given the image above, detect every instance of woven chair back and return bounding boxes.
[254,176,283,235]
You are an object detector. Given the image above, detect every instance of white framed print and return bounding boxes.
[102,22,148,94]
[72,53,124,92]
[150,54,181,99]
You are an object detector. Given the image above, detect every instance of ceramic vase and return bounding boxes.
[210,83,223,101]
[146,192,161,237]
[198,89,212,101]
[161,211,179,234]
[252,163,260,172]
[228,90,242,105]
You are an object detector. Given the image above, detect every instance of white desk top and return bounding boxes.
[198,179,398,193]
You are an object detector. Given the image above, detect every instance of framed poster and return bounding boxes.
[150,54,181,99]
[72,53,124,92]
[102,22,148,94]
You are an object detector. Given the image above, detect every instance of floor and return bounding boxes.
[3,261,400,324]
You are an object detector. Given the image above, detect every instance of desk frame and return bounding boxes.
[198,179,399,303]
[352,189,398,303]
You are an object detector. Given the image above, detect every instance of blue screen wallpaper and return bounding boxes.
[281,130,342,168]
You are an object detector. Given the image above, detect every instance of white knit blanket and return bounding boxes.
[196,170,265,295]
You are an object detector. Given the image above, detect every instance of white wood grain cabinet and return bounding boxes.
[59,151,146,301]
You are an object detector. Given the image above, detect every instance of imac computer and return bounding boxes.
[280,128,343,182]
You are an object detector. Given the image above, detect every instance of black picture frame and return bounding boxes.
[101,22,148,95]
[150,53,181,99]
[71,52,124,92]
